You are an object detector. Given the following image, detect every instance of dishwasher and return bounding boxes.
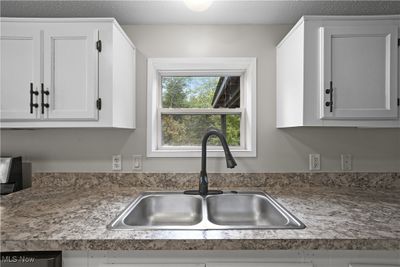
[0,251,62,267]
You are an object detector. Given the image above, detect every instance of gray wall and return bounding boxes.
[1,25,400,172]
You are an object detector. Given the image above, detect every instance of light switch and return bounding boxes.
[132,155,142,171]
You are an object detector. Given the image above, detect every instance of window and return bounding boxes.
[147,58,256,157]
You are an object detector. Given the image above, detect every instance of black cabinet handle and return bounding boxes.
[325,81,333,112]
[30,82,39,114]
[41,83,50,114]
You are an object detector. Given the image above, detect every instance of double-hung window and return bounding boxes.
[147,58,256,157]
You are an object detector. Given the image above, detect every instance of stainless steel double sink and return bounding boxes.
[108,191,305,230]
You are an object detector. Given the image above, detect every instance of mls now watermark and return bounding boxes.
[1,255,36,263]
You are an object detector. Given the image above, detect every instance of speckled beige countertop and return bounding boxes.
[1,173,399,251]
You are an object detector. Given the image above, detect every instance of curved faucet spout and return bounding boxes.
[199,129,237,196]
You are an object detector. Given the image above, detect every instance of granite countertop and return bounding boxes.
[1,173,400,251]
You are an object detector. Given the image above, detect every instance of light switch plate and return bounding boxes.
[132,155,142,171]
[341,154,352,171]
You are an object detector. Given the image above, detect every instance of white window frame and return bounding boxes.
[147,57,256,158]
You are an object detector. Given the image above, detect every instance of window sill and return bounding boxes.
[147,149,256,158]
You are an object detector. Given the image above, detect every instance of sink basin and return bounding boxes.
[124,194,203,227]
[108,191,305,230]
[207,194,301,228]
[110,193,204,230]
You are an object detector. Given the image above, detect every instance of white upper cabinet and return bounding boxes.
[43,25,99,121]
[320,24,398,119]
[0,18,136,129]
[0,24,40,120]
[277,15,400,128]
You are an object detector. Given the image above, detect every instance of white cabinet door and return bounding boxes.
[0,24,41,120]
[43,25,99,120]
[320,25,398,120]
[350,264,400,267]
[207,263,312,267]
[99,264,205,267]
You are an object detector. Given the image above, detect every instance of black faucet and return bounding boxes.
[185,128,237,196]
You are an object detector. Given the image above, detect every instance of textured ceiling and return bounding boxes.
[1,1,400,25]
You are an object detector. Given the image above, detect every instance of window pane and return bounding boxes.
[161,76,240,108]
[161,114,241,146]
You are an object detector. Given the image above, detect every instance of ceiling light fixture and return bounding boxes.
[184,0,213,12]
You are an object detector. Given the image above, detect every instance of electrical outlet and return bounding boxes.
[309,154,321,171]
[112,155,122,171]
[132,155,142,171]
[341,154,352,171]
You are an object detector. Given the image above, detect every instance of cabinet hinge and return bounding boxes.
[398,39,400,47]
[96,98,102,110]
[96,40,102,52]
[398,98,400,106]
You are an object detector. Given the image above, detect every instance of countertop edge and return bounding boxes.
[2,239,400,251]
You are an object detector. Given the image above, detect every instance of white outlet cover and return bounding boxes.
[112,155,122,171]
[309,154,321,171]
